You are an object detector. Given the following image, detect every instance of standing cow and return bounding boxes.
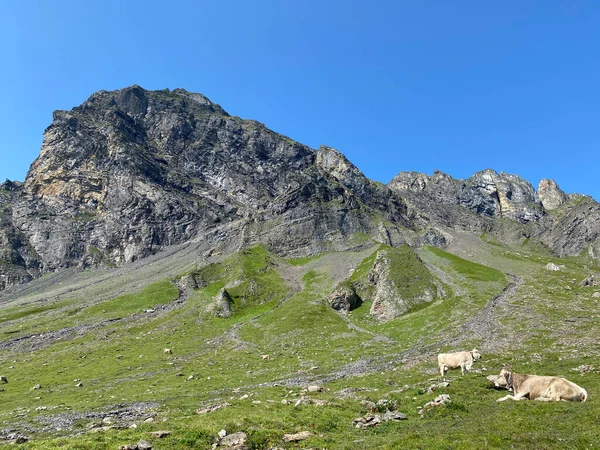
[437,349,481,377]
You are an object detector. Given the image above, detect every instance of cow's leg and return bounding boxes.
[497,391,528,402]
[438,363,445,377]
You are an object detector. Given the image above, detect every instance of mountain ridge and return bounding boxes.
[1,85,599,291]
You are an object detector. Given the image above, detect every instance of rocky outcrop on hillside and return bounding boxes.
[350,245,442,322]
[534,194,600,258]
[326,281,362,313]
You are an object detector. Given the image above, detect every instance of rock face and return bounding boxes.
[1,86,415,288]
[538,179,567,210]
[2,85,600,292]
[0,181,41,290]
[388,169,544,224]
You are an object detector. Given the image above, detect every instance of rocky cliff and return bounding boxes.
[1,85,599,291]
[0,86,416,289]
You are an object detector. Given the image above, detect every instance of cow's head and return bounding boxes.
[487,374,509,390]
[498,368,513,391]
[471,349,481,360]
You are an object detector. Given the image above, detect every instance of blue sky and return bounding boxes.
[1,1,599,199]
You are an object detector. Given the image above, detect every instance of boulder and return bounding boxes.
[581,274,600,287]
[209,288,234,318]
[326,282,362,313]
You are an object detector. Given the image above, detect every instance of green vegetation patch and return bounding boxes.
[427,245,505,282]
[84,280,178,319]
[194,245,288,310]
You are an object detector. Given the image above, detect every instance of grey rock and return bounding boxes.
[538,179,567,210]
[283,431,312,442]
[326,282,362,313]
[366,246,441,322]
[219,431,247,447]
[581,274,600,287]
[209,288,234,318]
[136,439,153,450]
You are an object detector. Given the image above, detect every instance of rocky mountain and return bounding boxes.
[1,85,599,291]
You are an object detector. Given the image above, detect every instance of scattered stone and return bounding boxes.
[218,429,227,438]
[353,414,382,428]
[149,430,171,438]
[593,292,600,298]
[6,432,28,444]
[360,400,376,411]
[102,416,115,425]
[143,417,155,423]
[420,394,452,414]
[0,375,7,383]
[571,365,596,373]
[283,431,312,442]
[383,411,408,421]
[186,375,194,381]
[293,396,330,407]
[76,382,83,387]
[545,263,561,271]
[581,274,600,287]
[196,403,231,414]
[426,381,450,394]
[31,384,41,390]
[219,431,247,447]
[137,439,153,450]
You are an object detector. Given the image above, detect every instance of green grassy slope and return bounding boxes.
[0,240,598,449]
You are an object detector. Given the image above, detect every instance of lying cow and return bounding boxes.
[495,368,587,402]
[437,349,481,376]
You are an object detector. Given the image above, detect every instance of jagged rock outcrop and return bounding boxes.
[0,181,41,290]
[534,195,600,258]
[538,179,567,210]
[388,169,544,224]
[361,245,442,322]
[209,288,234,318]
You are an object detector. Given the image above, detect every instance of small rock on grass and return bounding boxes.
[148,430,171,438]
[137,440,153,450]
[219,431,247,447]
[283,431,312,442]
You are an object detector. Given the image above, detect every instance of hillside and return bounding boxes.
[0,86,599,448]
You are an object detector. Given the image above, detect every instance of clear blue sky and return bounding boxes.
[1,1,599,199]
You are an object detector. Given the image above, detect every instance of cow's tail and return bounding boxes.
[581,388,588,402]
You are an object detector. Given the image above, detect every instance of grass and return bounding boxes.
[1,242,599,449]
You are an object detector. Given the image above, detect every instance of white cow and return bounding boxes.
[437,349,481,376]
[495,368,587,402]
